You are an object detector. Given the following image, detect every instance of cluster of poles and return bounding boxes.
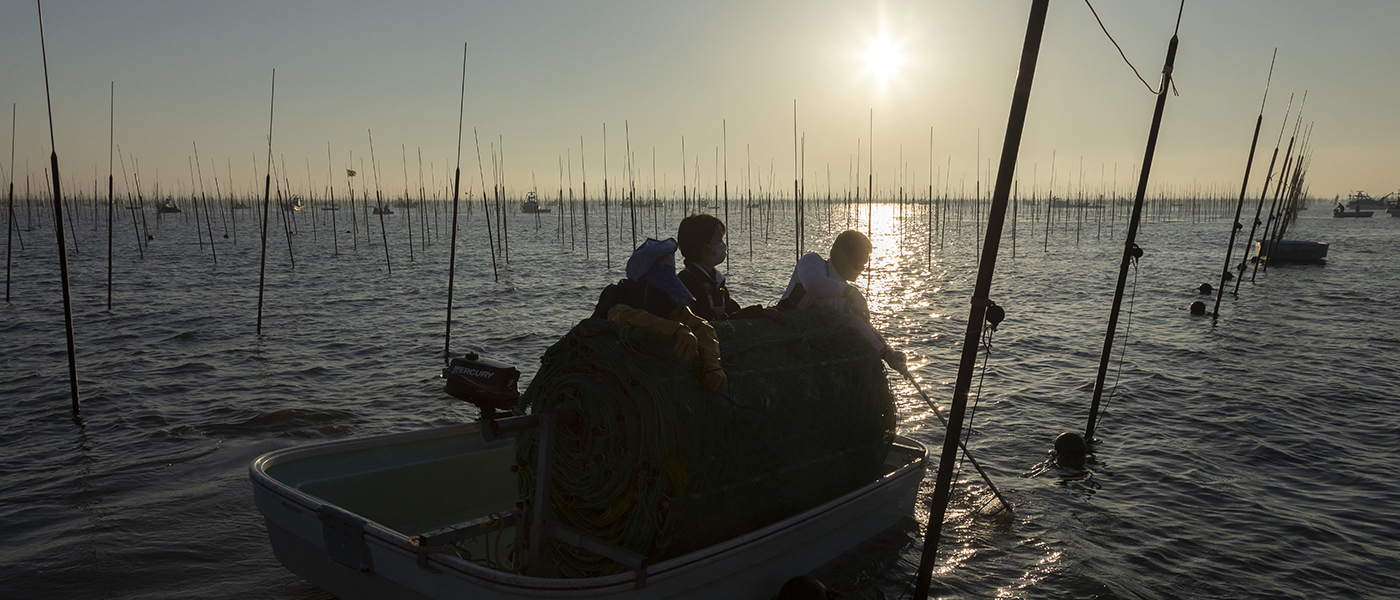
[1209,63,1317,322]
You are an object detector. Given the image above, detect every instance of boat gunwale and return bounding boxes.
[250,422,926,594]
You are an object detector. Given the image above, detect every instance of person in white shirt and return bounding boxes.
[779,230,907,372]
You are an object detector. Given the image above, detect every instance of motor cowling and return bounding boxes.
[444,353,520,416]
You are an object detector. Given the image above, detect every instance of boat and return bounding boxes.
[1254,239,1328,264]
[231,201,252,209]
[373,204,394,215]
[283,196,306,212]
[157,198,181,214]
[1332,204,1373,218]
[520,191,551,214]
[250,412,926,599]
[1344,191,1389,212]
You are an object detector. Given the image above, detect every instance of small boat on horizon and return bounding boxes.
[157,198,181,214]
[282,196,306,212]
[373,204,394,215]
[521,191,551,214]
[1333,203,1373,218]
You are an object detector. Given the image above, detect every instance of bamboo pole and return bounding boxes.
[1212,50,1274,321]
[1085,11,1183,443]
[8,104,18,303]
[445,43,467,364]
[37,0,81,414]
[912,1,1048,594]
[473,128,499,281]
[255,69,276,336]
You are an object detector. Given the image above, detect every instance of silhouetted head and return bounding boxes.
[1054,432,1088,467]
[830,230,872,281]
[677,213,726,268]
[1198,283,1212,295]
[777,575,828,600]
[1189,301,1207,316]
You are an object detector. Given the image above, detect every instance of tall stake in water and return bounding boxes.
[256,69,276,336]
[603,123,611,268]
[1233,94,1290,295]
[473,129,499,281]
[106,88,113,308]
[9,104,18,303]
[36,0,81,414]
[1085,7,1183,443]
[912,1,1048,594]
[445,43,468,363]
[368,129,391,274]
[1212,50,1274,322]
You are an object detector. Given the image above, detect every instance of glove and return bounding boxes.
[760,307,787,325]
[673,327,699,361]
[881,347,907,374]
[607,303,697,360]
[671,306,726,391]
[699,365,728,392]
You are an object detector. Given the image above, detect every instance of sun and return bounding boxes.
[861,35,906,89]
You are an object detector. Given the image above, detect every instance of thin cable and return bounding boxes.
[1096,256,1139,429]
[1083,0,1182,96]
[957,326,995,475]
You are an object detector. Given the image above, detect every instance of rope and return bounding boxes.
[957,325,995,476]
[1096,255,1139,430]
[1083,0,1181,96]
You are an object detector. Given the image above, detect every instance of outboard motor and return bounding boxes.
[444,352,521,418]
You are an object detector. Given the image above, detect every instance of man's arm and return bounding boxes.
[795,253,848,299]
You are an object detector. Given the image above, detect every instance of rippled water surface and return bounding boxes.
[2,200,1397,599]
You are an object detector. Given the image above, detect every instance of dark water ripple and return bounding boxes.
[3,205,1399,599]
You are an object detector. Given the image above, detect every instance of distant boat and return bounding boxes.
[321,205,340,212]
[1333,204,1373,218]
[231,201,251,209]
[282,196,306,212]
[1345,191,1388,212]
[157,198,181,214]
[373,205,394,215]
[520,191,551,214]
[1256,240,1328,264]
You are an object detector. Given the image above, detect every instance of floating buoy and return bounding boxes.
[1198,283,1213,295]
[1189,301,1206,315]
[1053,432,1088,468]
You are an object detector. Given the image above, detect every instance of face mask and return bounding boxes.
[708,239,727,266]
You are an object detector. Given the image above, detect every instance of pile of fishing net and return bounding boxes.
[515,308,897,578]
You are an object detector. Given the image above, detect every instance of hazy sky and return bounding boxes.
[2,1,1396,201]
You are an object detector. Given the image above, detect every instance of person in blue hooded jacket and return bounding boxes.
[592,238,726,391]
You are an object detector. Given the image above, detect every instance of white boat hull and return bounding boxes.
[251,422,926,599]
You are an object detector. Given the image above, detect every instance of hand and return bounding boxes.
[882,348,907,374]
[673,328,699,360]
[700,365,728,391]
[761,307,787,325]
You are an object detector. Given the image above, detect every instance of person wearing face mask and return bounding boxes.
[778,229,906,373]
[592,237,726,391]
[676,213,785,324]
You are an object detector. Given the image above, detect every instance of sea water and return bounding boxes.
[2,201,1397,599]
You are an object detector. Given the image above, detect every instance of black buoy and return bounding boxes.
[776,575,828,600]
[1189,301,1206,315]
[1053,431,1088,468]
[1197,282,1212,295]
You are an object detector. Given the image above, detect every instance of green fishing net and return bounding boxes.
[516,308,897,578]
